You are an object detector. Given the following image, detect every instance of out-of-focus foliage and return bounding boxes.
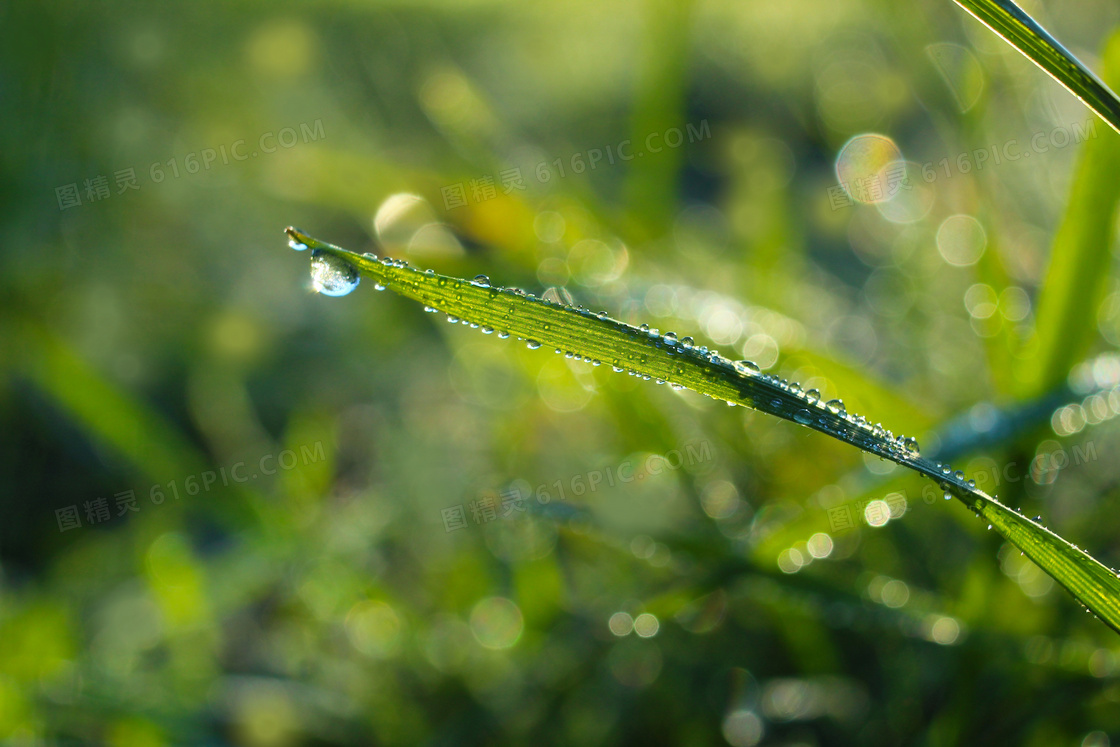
[3,1,1120,745]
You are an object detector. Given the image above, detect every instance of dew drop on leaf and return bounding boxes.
[734,360,761,376]
[825,399,846,415]
[900,436,920,457]
[310,251,360,296]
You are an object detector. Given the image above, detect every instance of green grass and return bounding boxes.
[953,0,1120,134]
[1019,30,1120,397]
[287,226,1120,634]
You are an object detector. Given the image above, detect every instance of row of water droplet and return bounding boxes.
[296,236,974,490]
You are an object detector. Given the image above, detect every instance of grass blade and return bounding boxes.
[1019,30,1120,397]
[286,227,1120,633]
[952,0,1120,134]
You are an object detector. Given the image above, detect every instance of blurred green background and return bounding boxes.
[4,0,1120,744]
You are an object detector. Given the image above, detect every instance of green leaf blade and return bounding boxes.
[968,493,1120,630]
[954,0,1120,134]
[1020,30,1120,397]
[287,227,1120,634]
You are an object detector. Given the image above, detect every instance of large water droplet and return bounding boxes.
[310,251,360,296]
[663,332,678,345]
[680,336,694,349]
[825,399,846,415]
[472,274,491,287]
[734,360,761,376]
[526,340,542,350]
[794,409,813,425]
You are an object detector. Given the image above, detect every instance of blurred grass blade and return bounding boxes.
[953,0,1120,134]
[14,323,205,483]
[1020,30,1120,397]
[287,227,1120,633]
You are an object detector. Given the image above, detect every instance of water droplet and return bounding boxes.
[373,282,386,291]
[310,251,360,297]
[770,399,782,408]
[663,332,678,345]
[597,311,609,320]
[424,306,437,313]
[680,336,694,349]
[497,331,510,339]
[794,409,813,424]
[289,239,309,251]
[805,388,821,404]
[825,399,846,415]
[900,436,920,457]
[481,327,494,334]
[447,315,460,323]
[735,360,761,376]
[953,470,965,481]
[639,324,649,333]
[943,491,952,501]
[526,340,542,350]
[966,479,975,488]
[472,274,491,287]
